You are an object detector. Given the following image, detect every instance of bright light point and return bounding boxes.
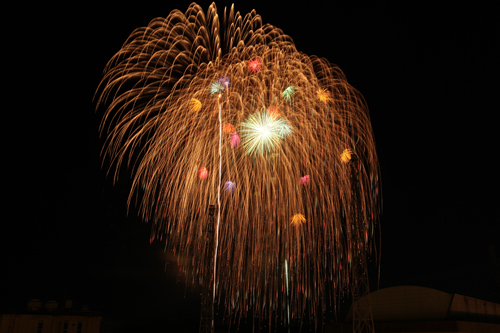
[259,126,270,137]
[239,110,293,156]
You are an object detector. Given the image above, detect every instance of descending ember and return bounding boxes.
[95,2,381,329]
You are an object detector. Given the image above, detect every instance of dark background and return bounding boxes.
[4,1,499,332]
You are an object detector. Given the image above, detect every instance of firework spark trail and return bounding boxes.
[285,259,290,332]
[215,97,222,314]
[95,2,381,329]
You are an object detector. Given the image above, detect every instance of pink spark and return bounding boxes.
[230,131,240,148]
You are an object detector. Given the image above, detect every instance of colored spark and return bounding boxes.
[229,131,240,148]
[268,106,280,119]
[198,167,208,179]
[282,86,296,101]
[278,122,293,139]
[190,98,202,112]
[239,110,293,156]
[210,81,224,95]
[223,123,236,133]
[300,175,310,185]
[341,149,354,163]
[218,75,230,89]
[223,181,236,193]
[317,89,331,103]
[248,58,261,72]
[290,214,306,227]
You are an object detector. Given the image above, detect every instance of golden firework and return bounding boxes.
[317,88,331,103]
[190,98,202,112]
[95,2,381,327]
[290,213,306,226]
[341,148,354,163]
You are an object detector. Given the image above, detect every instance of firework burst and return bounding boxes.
[210,81,224,95]
[190,98,202,112]
[239,110,294,156]
[341,148,354,163]
[300,175,311,185]
[248,58,261,72]
[290,213,306,227]
[223,181,236,194]
[282,86,296,102]
[198,167,208,179]
[96,2,381,329]
[229,131,240,148]
[317,88,331,103]
[223,123,236,133]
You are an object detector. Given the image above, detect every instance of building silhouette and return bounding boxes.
[0,299,101,333]
[334,285,500,332]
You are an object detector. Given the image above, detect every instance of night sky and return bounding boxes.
[4,1,499,332]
